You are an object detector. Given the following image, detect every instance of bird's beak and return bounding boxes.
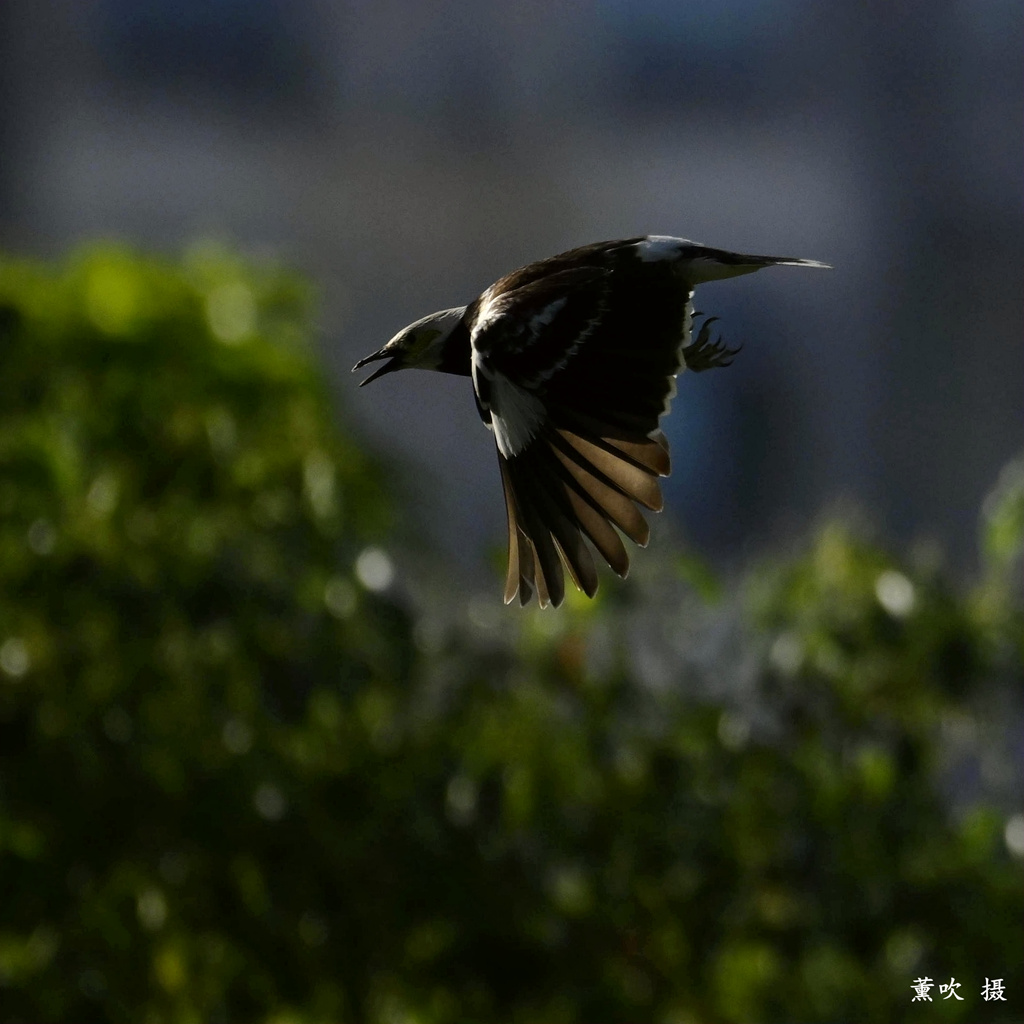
[352,348,402,387]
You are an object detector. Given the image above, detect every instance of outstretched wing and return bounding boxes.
[469,245,690,607]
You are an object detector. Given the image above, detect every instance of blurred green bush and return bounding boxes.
[0,246,1020,1023]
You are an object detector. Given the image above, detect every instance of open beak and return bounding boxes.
[352,348,401,387]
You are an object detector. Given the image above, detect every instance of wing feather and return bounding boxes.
[555,430,664,511]
[506,470,565,608]
[501,445,600,605]
[498,416,675,603]
[498,458,534,605]
[559,482,629,577]
[547,405,672,476]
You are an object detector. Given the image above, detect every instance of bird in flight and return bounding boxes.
[354,236,829,607]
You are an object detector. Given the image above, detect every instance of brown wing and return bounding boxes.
[497,423,671,608]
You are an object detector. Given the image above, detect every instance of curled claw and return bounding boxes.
[683,316,741,372]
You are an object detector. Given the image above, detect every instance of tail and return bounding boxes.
[685,248,831,284]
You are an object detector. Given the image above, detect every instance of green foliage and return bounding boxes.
[0,246,1020,1023]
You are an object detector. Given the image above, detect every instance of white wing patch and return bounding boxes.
[489,372,547,458]
[529,296,567,330]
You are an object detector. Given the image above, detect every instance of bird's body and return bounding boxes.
[355,236,828,607]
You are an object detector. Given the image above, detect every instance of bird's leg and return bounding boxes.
[682,316,741,372]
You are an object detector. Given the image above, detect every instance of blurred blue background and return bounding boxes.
[1,0,1020,575]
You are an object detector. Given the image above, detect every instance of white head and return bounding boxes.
[353,307,468,386]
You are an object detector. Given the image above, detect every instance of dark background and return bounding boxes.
[1,0,1021,578]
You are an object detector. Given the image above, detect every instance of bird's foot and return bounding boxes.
[683,316,741,372]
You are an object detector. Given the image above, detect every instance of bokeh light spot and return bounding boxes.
[875,570,915,617]
[253,783,287,821]
[0,637,30,678]
[1005,814,1024,858]
[355,547,394,592]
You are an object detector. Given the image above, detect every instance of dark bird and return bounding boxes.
[354,236,829,607]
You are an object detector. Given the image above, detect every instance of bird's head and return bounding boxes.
[353,307,467,386]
